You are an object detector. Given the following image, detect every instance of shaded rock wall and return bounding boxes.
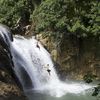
[0,67,27,100]
[0,45,27,100]
[36,34,100,80]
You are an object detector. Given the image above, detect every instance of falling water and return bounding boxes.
[0,25,94,98]
[11,36,93,97]
[11,35,59,89]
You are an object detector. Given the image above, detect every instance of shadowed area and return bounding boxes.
[19,67,33,89]
[0,24,22,89]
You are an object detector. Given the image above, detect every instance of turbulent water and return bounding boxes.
[11,35,93,97]
[0,25,97,100]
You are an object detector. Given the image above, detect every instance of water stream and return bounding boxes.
[11,36,96,100]
[0,25,98,100]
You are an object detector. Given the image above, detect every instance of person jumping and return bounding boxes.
[46,64,51,76]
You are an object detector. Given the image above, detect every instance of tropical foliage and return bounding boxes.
[84,72,100,97]
[0,0,100,97]
[33,0,100,38]
[0,0,35,28]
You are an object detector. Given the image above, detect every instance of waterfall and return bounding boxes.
[0,25,93,98]
[11,35,59,89]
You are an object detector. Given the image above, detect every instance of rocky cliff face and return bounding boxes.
[0,72,27,100]
[36,34,100,80]
[0,45,27,100]
[0,27,99,100]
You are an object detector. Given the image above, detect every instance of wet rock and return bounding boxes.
[0,81,27,100]
[35,33,100,80]
[0,43,27,100]
[0,67,27,100]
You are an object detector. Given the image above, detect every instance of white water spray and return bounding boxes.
[11,36,92,97]
[0,25,93,98]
